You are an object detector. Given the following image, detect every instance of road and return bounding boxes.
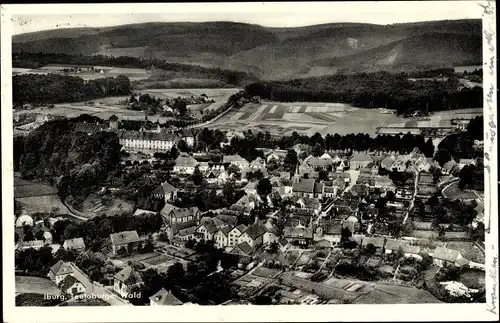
[402,171,419,225]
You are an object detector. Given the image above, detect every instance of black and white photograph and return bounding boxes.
[1,1,498,322]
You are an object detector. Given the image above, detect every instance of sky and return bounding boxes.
[6,1,484,35]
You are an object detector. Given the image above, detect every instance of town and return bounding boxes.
[14,93,485,306]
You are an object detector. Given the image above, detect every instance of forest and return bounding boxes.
[13,74,131,106]
[12,52,257,87]
[14,119,122,198]
[245,72,483,116]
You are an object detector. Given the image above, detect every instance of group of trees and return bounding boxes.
[245,72,482,116]
[173,182,245,212]
[458,162,484,191]
[14,119,122,199]
[431,199,478,228]
[13,52,257,87]
[51,212,162,251]
[13,74,131,106]
[436,116,484,163]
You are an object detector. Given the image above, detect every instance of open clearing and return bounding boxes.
[15,276,60,296]
[207,101,407,136]
[14,177,72,215]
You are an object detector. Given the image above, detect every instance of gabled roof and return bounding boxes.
[432,247,463,263]
[199,221,219,234]
[177,226,197,237]
[160,203,179,217]
[149,288,183,305]
[223,154,248,164]
[110,231,140,246]
[242,222,267,240]
[297,197,321,210]
[292,179,315,193]
[233,224,248,234]
[63,238,85,250]
[231,242,253,255]
[283,224,313,239]
[350,152,373,163]
[216,226,233,237]
[175,155,198,167]
[250,157,266,166]
[114,266,143,284]
[59,275,83,291]
[153,182,178,195]
[215,214,238,227]
[50,260,74,276]
[170,207,199,219]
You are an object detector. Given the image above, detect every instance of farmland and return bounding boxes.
[13,65,151,81]
[442,182,478,200]
[13,88,240,123]
[446,241,485,264]
[14,177,72,215]
[206,100,408,136]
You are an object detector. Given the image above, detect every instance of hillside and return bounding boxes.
[13,19,482,80]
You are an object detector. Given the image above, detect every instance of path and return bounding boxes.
[317,251,332,273]
[62,199,90,221]
[344,170,360,193]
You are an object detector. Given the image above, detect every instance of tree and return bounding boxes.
[434,148,452,167]
[283,149,298,172]
[257,178,272,197]
[177,140,190,153]
[169,147,179,160]
[312,143,324,157]
[459,164,476,190]
[192,166,203,186]
[430,165,442,184]
[318,170,328,181]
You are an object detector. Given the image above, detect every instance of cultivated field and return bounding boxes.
[13,88,240,123]
[207,101,406,136]
[34,65,151,81]
[14,177,72,215]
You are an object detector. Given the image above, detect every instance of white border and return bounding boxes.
[1,2,498,322]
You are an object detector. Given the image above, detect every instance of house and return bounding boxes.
[180,129,195,147]
[150,288,183,306]
[173,225,197,241]
[290,196,322,215]
[152,182,178,202]
[266,150,287,163]
[214,226,233,249]
[237,222,267,249]
[198,162,210,173]
[195,220,220,241]
[292,179,315,198]
[223,154,249,168]
[458,159,477,169]
[48,261,91,296]
[250,157,266,169]
[139,123,162,133]
[227,224,248,247]
[43,231,53,244]
[391,156,407,172]
[362,162,379,175]
[110,230,140,255]
[230,242,253,257]
[243,181,259,195]
[263,227,280,245]
[16,214,34,227]
[384,240,422,260]
[48,260,75,284]
[59,275,86,298]
[415,157,431,172]
[16,240,45,251]
[226,130,245,142]
[373,176,396,191]
[117,129,180,152]
[349,153,373,170]
[431,247,470,267]
[63,238,86,253]
[216,170,232,184]
[283,223,313,246]
[113,266,144,299]
[162,206,200,225]
[173,155,198,174]
[233,193,262,214]
[380,155,396,170]
[315,219,342,244]
[133,209,157,217]
[442,160,459,175]
[342,215,360,234]
[109,114,119,129]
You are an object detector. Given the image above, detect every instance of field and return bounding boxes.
[206,101,406,136]
[22,65,152,81]
[354,282,440,304]
[15,276,60,296]
[446,241,485,264]
[13,88,240,123]
[140,252,188,270]
[14,177,72,215]
[457,269,485,290]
